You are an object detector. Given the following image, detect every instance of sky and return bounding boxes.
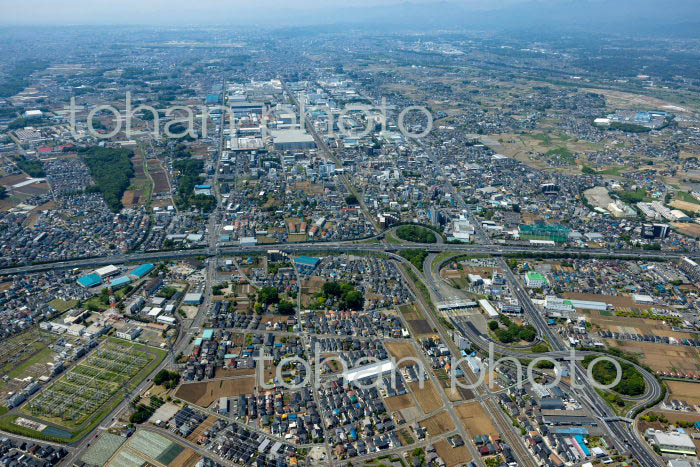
[0,0,698,30]
[0,0,521,26]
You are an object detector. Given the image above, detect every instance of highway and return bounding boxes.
[1,241,697,276]
[420,244,663,467]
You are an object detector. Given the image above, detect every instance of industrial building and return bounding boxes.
[183,293,203,305]
[129,263,154,279]
[478,299,499,318]
[545,296,609,313]
[77,273,102,288]
[109,276,132,289]
[94,265,120,278]
[270,129,316,150]
[646,429,697,456]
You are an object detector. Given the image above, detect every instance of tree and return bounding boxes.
[258,287,279,305]
[278,300,295,315]
[0,186,6,199]
[488,320,499,331]
[342,290,363,310]
[322,281,342,297]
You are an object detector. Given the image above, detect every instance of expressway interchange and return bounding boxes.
[0,233,680,466]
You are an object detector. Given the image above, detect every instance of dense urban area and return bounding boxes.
[0,8,699,467]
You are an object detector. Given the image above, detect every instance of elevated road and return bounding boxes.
[1,241,697,276]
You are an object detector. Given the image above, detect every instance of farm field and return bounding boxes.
[399,304,434,337]
[583,308,693,340]
[148,159,171,194]
[174,377,256,407]
[107,429,185,467]
[454,401,499,439]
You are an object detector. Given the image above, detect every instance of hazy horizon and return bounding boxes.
[1,0,699,33]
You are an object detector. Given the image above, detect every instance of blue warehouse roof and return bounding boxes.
[130,263,154,278]
[77,273,102,288]
[109,276,132,288]
[295,256,321,267]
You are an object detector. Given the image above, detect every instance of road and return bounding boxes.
[1,241,697,276]
[396,258,538,467]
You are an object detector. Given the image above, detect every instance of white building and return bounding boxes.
[478,299,499,318]
[525,271,548,288]
[648,429,696,456]
[116,325,142,341]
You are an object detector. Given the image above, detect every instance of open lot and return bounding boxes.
[454,401,499,439]
[672,222,700,238]
[606,340,700,374]
[666,381,700,406]
[419,410,455,437]
[385,341,421,366]
[399,304,434,337]
[174,377,256,407]
[408,380,443,414]
[384,394,415,411]
[434,438,472,467]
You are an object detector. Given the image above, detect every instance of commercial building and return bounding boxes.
[680,257,700,282]
[641,223,669,239]
[116,325,142,341]
[525,271,549,288]
[295,256,321,271]
[157,315,176,326]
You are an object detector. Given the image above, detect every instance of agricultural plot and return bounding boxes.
[23,341,159,429]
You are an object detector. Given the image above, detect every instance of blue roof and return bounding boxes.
[109,276,132,288]
[205,94,220,104]
[129,263,154,278]
[202,329,214,340]
[556,427,588,435]
[295,256,321,267]
[574,435,590,456]
[77,273,102,288]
